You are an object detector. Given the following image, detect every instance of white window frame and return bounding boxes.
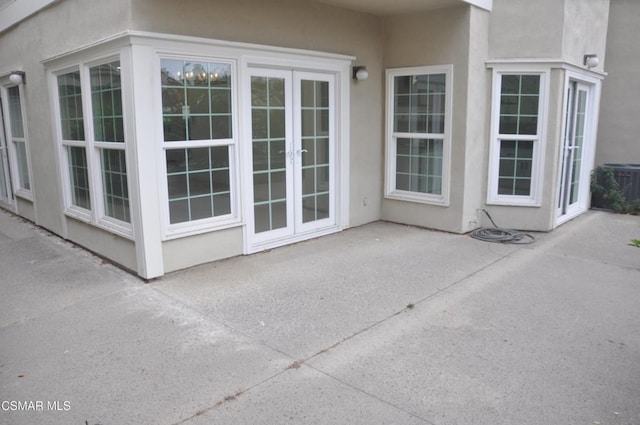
[50,54,134,239]
[156,53,241,240]
[0,81,33,201]
[385,65,452,206]
[487,66,549,206]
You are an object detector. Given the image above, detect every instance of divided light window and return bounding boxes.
[55,59,131,235]
[160,58,235,227]
[385,65,451,205]
[488,70,546,205]
[7,86,31,193]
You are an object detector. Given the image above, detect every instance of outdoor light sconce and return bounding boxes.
[352,66,369,81]
[9,70,26,85]
[583,54,600,69]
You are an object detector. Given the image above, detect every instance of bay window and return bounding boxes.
[160,58,237,232]
[54,58,132,236]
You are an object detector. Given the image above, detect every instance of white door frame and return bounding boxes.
[241,55,350,254]
[555,71,601,227]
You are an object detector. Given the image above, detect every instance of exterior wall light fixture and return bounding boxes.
[352,66,368,81]
[9,70,26,85]
[583,54,600,69]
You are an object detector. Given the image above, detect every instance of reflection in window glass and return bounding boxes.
[68,146,90,209]
[102,149,130,223]
[497,140,533,196]
[499,75,540,135]
[91,61,124,142]
[7,86,30,190]
[161,59,232,142]
[389,69,448,197]
[58,71,85,141]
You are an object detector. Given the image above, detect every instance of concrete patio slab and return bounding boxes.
[0,212,140,327]
[0,283,292,425]
[1,209,639,425]
[183,364,428,425]
[307,217,640,424]
[153,221,519,360]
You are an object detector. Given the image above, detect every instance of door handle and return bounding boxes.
[296,149,308,155]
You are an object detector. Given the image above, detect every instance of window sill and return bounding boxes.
[385,191,449,207]
[486,197,541,207]
[15,190,33,202]
[64,209,134,240]
[163,216,243,241]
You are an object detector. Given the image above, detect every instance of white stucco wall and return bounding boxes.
[596,0,640,165]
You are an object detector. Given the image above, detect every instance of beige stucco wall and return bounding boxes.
[380,5,474,233]
[562,0,609,68]
[485,0,610,232]
[15,197,36,223]
[491,0,609,65]
[130,0,385,229]
[162,227,244,274]
[489,0,564,59]
[596,0,640,165]
[67,218,137,272]
[0,0,131,234]
[461,6,491,232]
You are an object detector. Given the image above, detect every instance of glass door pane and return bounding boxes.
[0,100,12,204]
[251,75,289,234]
[558,81,590,220]
[300,79,330,223]
[295,72,335,233]
[569,89,588,205]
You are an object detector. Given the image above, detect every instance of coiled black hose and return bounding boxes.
[470,209,535,244]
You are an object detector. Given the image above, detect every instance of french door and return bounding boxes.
[0,98,14,207]
[558,80,591,221]
[246,67,336,251]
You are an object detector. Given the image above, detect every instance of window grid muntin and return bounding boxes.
[7,86,30,191]
[395,137,443,194]
[570,90,588,204]
[490,69,546,204]
[497,139,534,196]
[388,67,449,200]
[67,145,91,209]
[251,76,287,233]
[499,75,540,136]
[166,146,231,224]
[7,86,24,138]
[161,59,232,142]
[101,148,130,223]
[301,79,330,223]
[393,73,446,134]
[159,56,237,231]
[88,60,131,224]
[91,61,124,143]
[14,141,30,191]
[57,71,85,141]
